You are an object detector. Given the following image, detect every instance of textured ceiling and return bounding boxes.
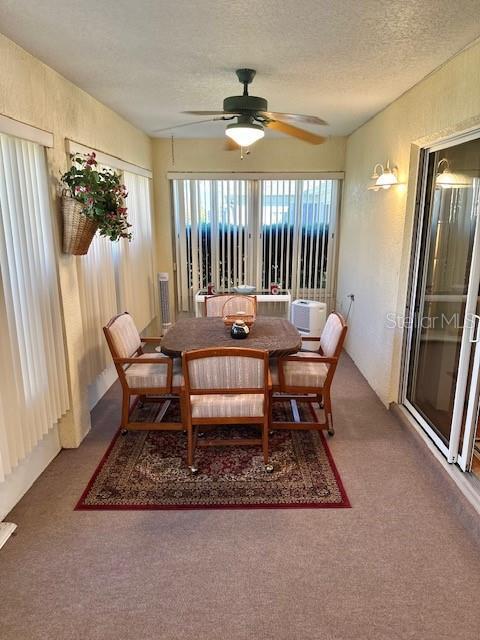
[1,0,480,138]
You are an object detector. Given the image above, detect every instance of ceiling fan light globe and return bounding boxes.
[225,123,264,147]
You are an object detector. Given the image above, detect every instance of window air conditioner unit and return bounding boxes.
[291,300,327,351]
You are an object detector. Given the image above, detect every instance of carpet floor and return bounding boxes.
[76,400,349,509]
[1,355,480,640]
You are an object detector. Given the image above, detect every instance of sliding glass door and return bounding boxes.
[404,135,480,471]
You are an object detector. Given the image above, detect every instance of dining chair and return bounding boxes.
[204,294,233,317]
[182,347,272,473]
[204,294,257,317]
[103,312,184,433]
[270,312,347,435]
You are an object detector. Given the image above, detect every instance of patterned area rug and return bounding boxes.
[76,400,350,510]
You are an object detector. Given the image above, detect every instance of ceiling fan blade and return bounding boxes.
[183,110,239,116]
[265,120,327,144]
[152,117,224,133]
[261,112,327,126]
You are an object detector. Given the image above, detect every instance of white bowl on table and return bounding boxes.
[233,285,255,295]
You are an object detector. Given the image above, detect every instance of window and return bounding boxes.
[0,133,68,480]
[172,177,340,311]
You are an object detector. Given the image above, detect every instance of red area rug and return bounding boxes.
[76,400,350,510]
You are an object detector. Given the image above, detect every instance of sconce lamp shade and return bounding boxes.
[376,169,398,189]
[368,161,398,191]
[435,159,471,189]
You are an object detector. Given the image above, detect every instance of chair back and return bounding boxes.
[205,294,233,317]
[320,312,347,358]
[103,312,141,360]
[221,295,257,318]
[183,347,268,393]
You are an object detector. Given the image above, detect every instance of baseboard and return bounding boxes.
[391,403,480,541]
[0,427,61,520]
[88,364,118,411]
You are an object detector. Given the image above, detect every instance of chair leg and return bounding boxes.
[187,418,198,474]
[269,392,275,435]
[324,390,334,436]
[179,392,187,431]
[263,413,273,473]
[121,391,130,434]
[317,392,324,409]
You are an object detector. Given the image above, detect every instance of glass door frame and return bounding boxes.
[401,128,480,469]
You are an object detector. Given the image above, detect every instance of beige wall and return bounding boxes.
[152,136,347,313]
[0,33,152,447]
[338,40,480,406]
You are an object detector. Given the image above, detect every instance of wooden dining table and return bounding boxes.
[160,316,302,358]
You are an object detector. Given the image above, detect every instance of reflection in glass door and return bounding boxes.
[404,135,480,467]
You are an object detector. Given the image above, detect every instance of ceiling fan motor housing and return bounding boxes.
[223,95,268,114]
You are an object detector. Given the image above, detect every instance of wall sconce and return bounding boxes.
[435,158,471,189]
[368,161,398,191]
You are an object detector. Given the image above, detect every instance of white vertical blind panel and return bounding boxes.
[76,232,117,384]
[118,172,155,331]
[76,163,118,385]
[0,134,68,481]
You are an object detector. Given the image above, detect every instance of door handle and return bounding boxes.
[469,313,480,343]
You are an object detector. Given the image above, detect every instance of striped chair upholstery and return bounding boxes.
[190,393,264,418]
[320,313,345,357]
[269,352,329,388]
[187,355,264,390]
[125,353,183,389]
[205,294,257,318]
[183,347,271,472]
[205,295,234,317]
[186,354,264,418]
[107,312,141,358]
[221,295,256,317]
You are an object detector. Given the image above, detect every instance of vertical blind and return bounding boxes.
[76,162,118,384]
[117,172,155,331]
[0,134,69,481]
[172,177,339,311]
[76,233,118,384]
[77,168,156,386]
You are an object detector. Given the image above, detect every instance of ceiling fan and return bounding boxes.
[155,69,328,148]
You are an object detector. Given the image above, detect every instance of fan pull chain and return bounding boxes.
[240,146,251,160]
[171,135,175,166]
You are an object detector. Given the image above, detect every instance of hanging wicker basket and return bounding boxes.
[62,196,98,255]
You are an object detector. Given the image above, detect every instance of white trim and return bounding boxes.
[0,114,53,147]
[0,427,60,521]
[66,139,152,178]
[0,522,17,550]
[167,171,344,181]
[446,190,480,462]
[403,399,450,457]
[393,404,480,514]
[427,126,480,153]
[87,364,118,411]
